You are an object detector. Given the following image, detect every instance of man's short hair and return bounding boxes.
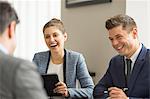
[105,14,137,32]
[0,1,19,34]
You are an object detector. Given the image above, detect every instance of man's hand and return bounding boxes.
[53,82,69,97]
[108,87,128,99]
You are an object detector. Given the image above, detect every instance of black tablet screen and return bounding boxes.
[41,74,61,96]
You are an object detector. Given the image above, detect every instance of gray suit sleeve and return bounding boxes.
[13,60,48,99]
[68,54,94,98]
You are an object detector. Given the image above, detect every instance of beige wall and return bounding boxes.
[61,0,126,84]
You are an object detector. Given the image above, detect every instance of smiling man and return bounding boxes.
[93,14,150,99]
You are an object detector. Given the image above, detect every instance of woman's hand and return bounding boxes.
[53,82,69,97]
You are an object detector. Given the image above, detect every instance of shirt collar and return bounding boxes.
[0,44,8,54]
[130,43,142,62]
[125,43,142,62]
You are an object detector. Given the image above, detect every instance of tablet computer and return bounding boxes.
[41,74,61,96]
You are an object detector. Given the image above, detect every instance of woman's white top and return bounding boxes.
[47,59,64,82]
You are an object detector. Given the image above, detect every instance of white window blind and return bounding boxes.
[7,0,61,61]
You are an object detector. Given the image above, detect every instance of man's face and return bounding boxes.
[108,25,137,58]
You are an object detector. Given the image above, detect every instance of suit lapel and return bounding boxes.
[128,46,147,94]
[45,51,50,73]
[63,49,67,83]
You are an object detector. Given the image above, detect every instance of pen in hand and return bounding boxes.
[104,87,128,94]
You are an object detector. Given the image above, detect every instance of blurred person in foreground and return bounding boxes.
[93,14,150,99]
[0,1,47,99]
[33,18,94,98]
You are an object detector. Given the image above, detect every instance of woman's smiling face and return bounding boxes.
[44,26,67,53]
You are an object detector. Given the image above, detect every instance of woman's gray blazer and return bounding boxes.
[33,49,94,98]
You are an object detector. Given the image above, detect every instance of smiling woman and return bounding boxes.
[66,0,112,8]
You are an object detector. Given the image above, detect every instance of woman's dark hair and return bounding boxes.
[0,1,19,34]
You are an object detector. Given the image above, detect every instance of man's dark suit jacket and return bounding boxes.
[93,45,150,98]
